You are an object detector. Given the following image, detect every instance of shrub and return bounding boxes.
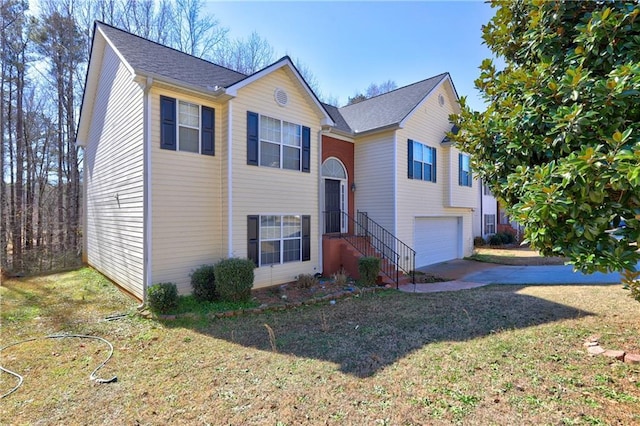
[147,282,178,314]
[332,268,349,286]
[191,264,217,302]
[501,231,516,244]
[296,273,319,289]
[474,236,486,247]
[358,256,380,286]
[214,258,255,302]
[488,233,503,246]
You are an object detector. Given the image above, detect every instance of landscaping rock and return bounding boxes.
[583,341,600,347]
[624,353,640,364]
[602,349,625,361]
[587,345,605,355]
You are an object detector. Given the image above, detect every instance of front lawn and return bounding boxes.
[1,268,639,425]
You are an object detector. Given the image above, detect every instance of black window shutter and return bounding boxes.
[407,139,414,179]
[302,215,311,261]
[247,215,259,266]
[201,106,215,156]
[302,126,311,173]
[432,147,437,183]
[160,96,176,150]
[458,153,463,186]
[247,111,259,166]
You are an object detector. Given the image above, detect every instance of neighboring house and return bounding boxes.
[472,180,499,241]
[77,22,477,300]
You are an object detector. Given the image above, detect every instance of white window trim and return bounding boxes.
[177,100,201,154]
[484,214,496,235]
[258,114,302,171]
[412,141,436,183]
[460,154,472,187]
[259,214,302,266]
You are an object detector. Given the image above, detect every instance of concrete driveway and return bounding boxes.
[399,259,627,293]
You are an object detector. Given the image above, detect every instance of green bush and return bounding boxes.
[296,273,319,289]
[488,232,516,246]
[474,236,486,247]
[147,282,178,314]
[358,256,381,286]
[191,264,217,302]
[214,258,255,302]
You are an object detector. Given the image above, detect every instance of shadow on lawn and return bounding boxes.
[172,285,593,378]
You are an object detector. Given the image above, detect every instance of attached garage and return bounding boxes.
[414,217,461,267]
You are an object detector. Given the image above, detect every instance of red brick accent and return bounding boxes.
[322,235,361,280]
[322,135,355,220]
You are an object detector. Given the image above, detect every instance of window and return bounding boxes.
[160,95,214,155]
[178,101,199,152]
[459,153,472,187]
[259,116,301,170]
[247,215,311,266]
[407,139,436,182]
[484,214,496,234]
[483,184,492,196]
[247,111,310,172]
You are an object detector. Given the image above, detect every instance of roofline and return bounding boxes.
[76,22,103,147]
[225,56,334,126]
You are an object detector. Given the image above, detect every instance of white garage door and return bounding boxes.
[414,217,460,267]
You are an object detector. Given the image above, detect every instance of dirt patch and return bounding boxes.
[471,246,567,266]
[251,278,367,307]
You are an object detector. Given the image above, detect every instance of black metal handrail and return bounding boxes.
[323,210,416,288]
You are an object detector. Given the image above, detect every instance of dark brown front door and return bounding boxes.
[325,179,341,233]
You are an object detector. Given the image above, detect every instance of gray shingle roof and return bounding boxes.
[97,21,246,91]
[338,73,449,134]
[322,103,352,133]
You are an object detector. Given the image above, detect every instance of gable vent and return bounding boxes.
[438,94,445,107]
[274,88,288,107]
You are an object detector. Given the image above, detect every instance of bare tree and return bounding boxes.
[170,0,227,59]
[347,80,397,105]
[213,31,275,75]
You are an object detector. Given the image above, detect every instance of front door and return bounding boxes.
[325,179,341,233]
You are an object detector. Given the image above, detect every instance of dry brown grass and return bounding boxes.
[471,246,568,266]
[1,268,639,425]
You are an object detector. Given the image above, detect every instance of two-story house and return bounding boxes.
[77,22,477,300]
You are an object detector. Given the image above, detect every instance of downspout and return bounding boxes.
[227,100,234,257]
[142,76,153,306]
[317,129,323,275]
[393,133,399,288]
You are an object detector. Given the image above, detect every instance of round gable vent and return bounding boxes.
[438,94,445,107]
[274,88,288,107]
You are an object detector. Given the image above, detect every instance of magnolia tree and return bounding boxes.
[451,1,640,300]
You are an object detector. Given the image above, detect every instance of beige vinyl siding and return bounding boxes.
[84,44,145,298]
[150,87,226,294]
[230,67,323,288]
[446,147,476,208]
[395,81,474,257]
[353,131,396,233]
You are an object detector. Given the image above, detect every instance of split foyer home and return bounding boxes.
[77,22,490,301]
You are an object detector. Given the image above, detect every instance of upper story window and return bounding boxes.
[160,95,215,155]
[247,111,311,173]
[407,139,436,182]
[483,183,492,196]
[459,154,472,187]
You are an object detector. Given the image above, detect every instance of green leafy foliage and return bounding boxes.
[451,2,640,297]
[214,258,255,302]
[359,256,381,286]
[147,282,179,314]
[191,265,217,302]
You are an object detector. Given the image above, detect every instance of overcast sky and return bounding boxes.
[209,1,497,110]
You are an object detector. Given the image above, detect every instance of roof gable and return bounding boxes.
[96,21,246,93]
[337,73,455,135]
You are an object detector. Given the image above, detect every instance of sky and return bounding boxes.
[208,1,497,110]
